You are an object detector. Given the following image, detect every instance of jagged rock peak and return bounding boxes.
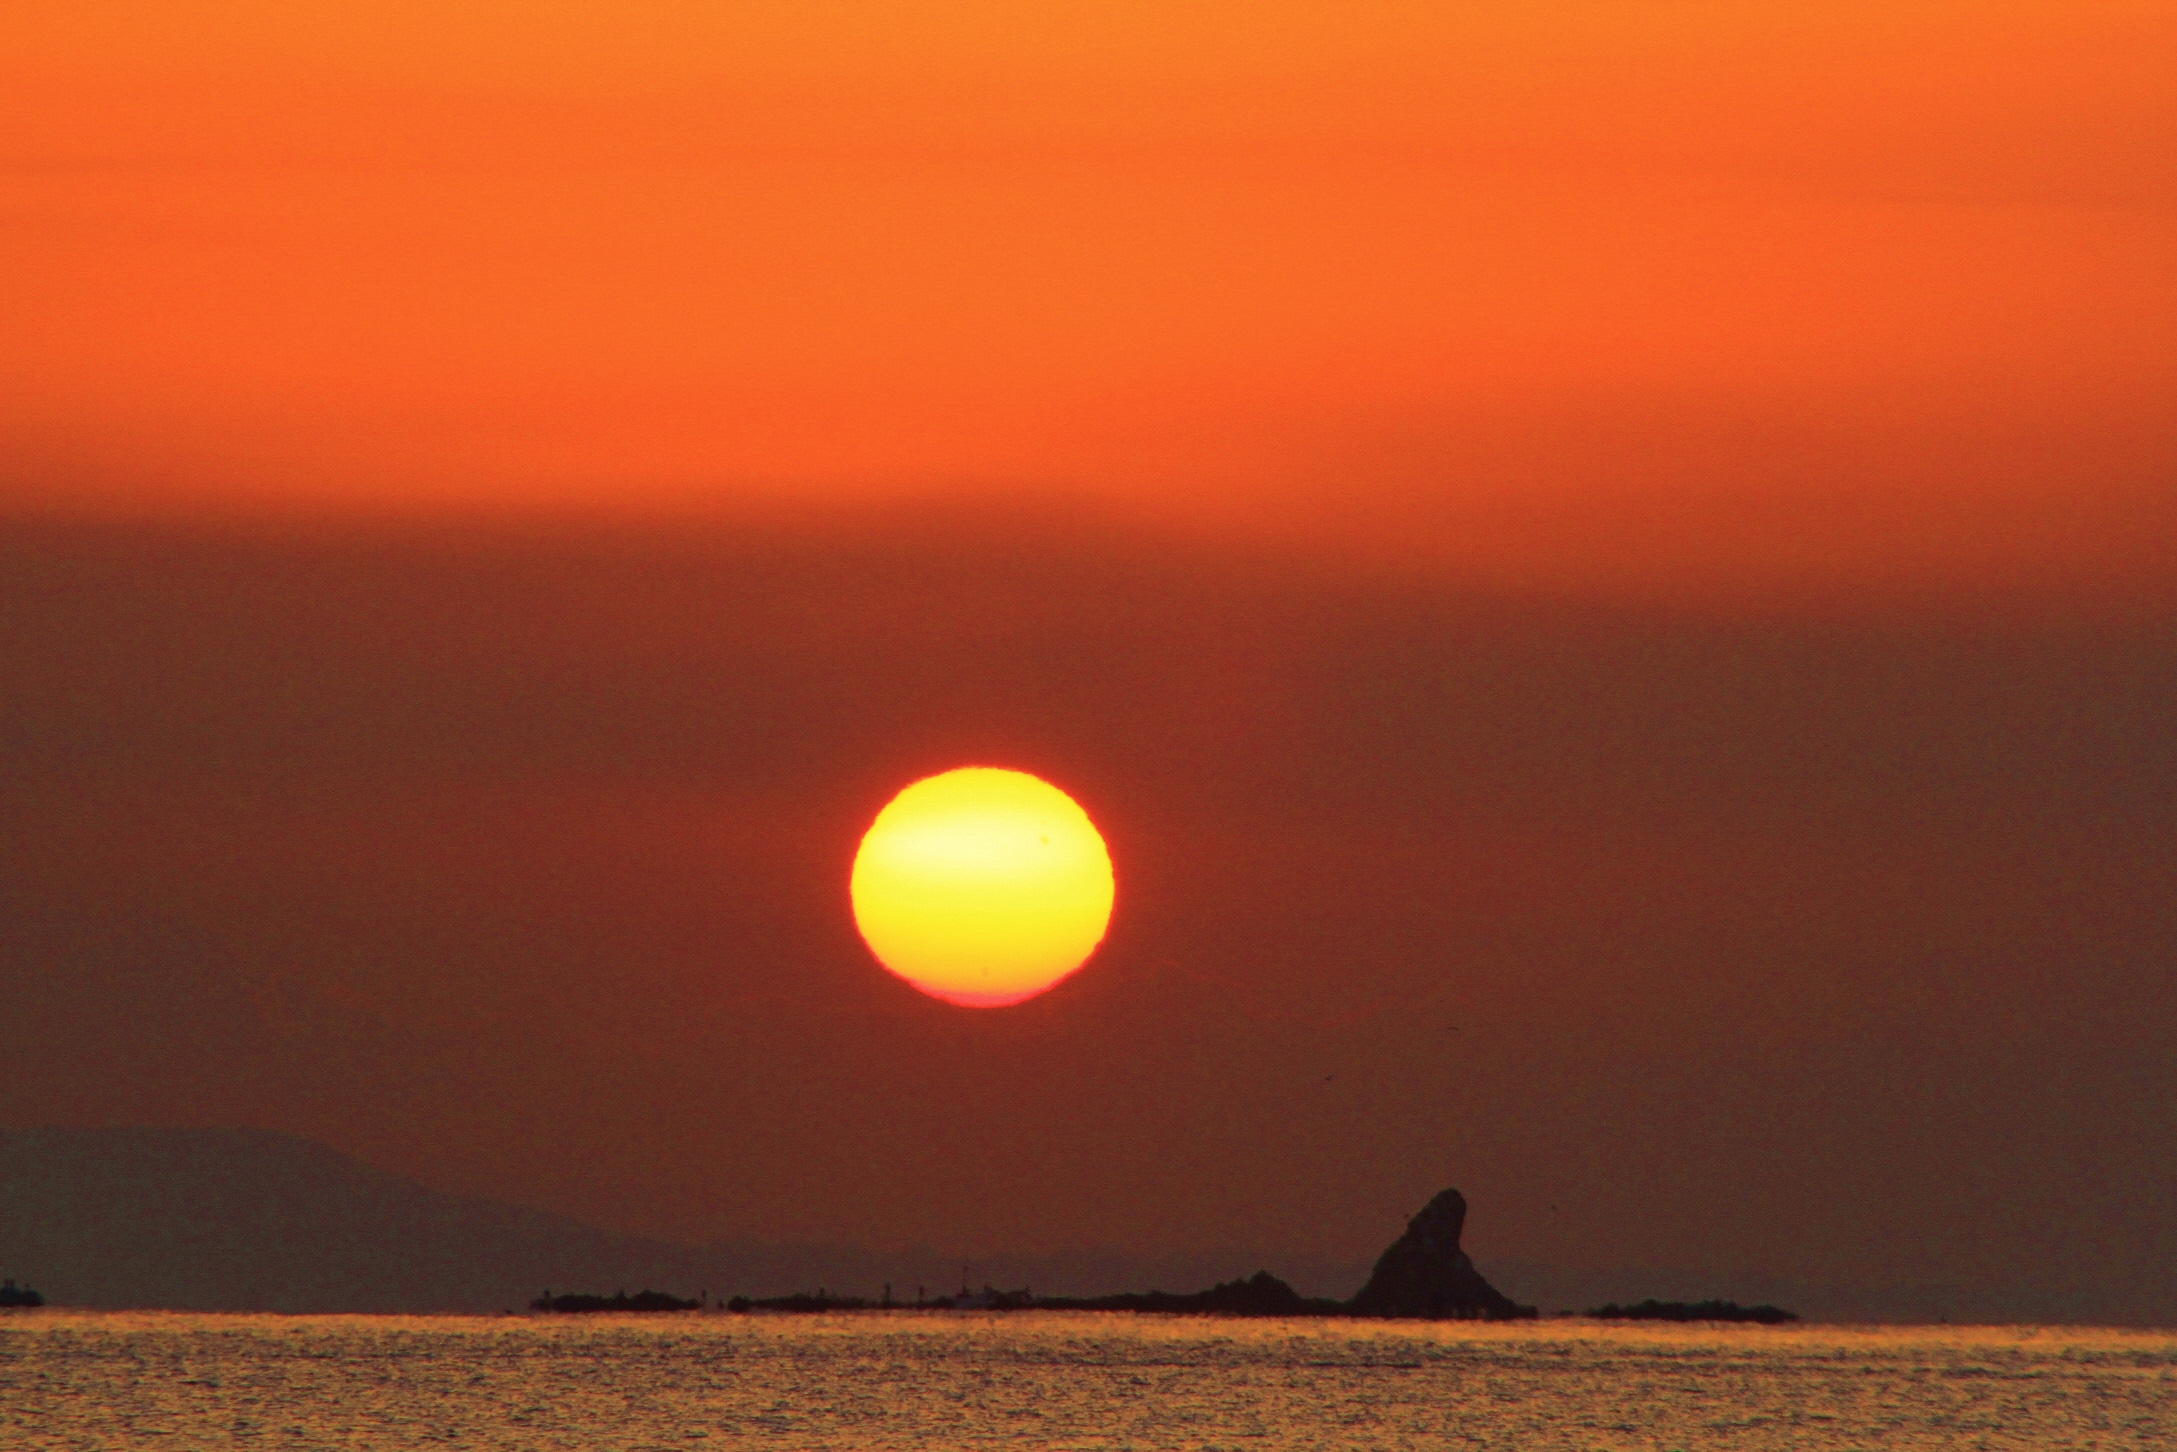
[1403,1189,1472,1255]
[1346,1188,1531,1321]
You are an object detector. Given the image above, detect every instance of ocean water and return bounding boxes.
[3,1312,2171,1450]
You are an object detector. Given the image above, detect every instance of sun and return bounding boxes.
[850,767,1115,1007]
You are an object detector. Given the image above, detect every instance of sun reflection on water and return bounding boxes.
[4,1312,2171,1450]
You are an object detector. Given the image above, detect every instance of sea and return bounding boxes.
[3,1311,2170,1449]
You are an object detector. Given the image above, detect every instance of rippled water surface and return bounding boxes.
[4,1312,2171,1449]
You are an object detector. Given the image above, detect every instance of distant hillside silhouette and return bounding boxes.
[0,1128,1371,1313]
[0,1128,686,1312]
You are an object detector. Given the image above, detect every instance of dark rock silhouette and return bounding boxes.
[1346,1189,1532,1320]
[1588,1298,1797,1324]
[0,1278,44,1308]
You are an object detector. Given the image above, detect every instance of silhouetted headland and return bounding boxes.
[0,1279,45,1308]
[532,1189,1541,1320]
[1587,1299,1798,1324]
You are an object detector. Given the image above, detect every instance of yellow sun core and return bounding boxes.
[850,767,1115,1007]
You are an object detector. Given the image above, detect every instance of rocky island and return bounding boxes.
[1346,1188,1529,1319]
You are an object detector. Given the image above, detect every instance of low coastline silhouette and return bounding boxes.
[1586,1299,1798,1324]
[531,1289,700,1314]
[533,1189,1807,1323]
[0,1279,44,1309]
[528,1191,1799,1324]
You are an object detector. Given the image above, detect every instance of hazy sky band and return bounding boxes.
[3,516,2169,1319]
[4,3,2172,605]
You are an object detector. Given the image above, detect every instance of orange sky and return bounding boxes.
[5,2,2174,598]
[6,6,2177,1312]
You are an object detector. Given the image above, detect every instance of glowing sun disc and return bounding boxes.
[851,767,1114,1007]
